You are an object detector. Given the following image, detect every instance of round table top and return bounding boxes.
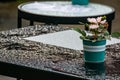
[18,1,115,17]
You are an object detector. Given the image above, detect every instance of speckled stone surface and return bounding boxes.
[0,25,120,80]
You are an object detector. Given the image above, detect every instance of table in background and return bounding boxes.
[18,1,115,34]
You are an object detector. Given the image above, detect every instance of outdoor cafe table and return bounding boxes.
[0,25,120,80]
[18,1,115,34]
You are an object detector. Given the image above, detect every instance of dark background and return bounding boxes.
[0,0,120,32]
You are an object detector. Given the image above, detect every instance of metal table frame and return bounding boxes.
[0,61,87,80]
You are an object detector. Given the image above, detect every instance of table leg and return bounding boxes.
[108,21,112,34]
[30,21,34,26]
[17,17,22,28]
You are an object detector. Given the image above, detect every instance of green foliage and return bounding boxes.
[111,32,120,38]
[74,28,86,36]
[17,0,28,4]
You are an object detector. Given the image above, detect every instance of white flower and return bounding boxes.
[87,18,97,23]
[96,17,102,23]
[100,20,106,24]
[89,24,99,29]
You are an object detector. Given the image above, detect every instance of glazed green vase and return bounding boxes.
[72,0,89,5]
[83,40,106,63]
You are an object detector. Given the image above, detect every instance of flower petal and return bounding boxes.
[89,25,99,29]
[87,18,97,23]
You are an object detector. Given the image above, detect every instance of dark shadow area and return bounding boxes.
[0,0,16,2]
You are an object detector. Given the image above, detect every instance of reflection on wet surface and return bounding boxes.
[84,62,106,80]
[80,54,120,80]
[84,61,120,79]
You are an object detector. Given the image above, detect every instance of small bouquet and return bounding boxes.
[75,16,111,42]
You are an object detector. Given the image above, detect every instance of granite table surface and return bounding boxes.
[0,25,120,80]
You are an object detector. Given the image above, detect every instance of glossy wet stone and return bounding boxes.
[0,25,120,80]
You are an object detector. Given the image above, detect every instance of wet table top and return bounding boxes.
[0,25,120,80]
[18,1,115,17]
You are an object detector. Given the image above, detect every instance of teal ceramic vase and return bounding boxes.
[72,0,89,5]
[83,40,106,63]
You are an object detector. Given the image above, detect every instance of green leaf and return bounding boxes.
[74,28,86,37]
[92,40,97,42]
[73,28,79,33]
[97,36,103,41]
[104,30,109,36]
[79,22,85,25]
[81,30,86,37]
[85,23,89,27]
[99,25,104,29]
[112,32,120,38]
[80,36,85,40]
